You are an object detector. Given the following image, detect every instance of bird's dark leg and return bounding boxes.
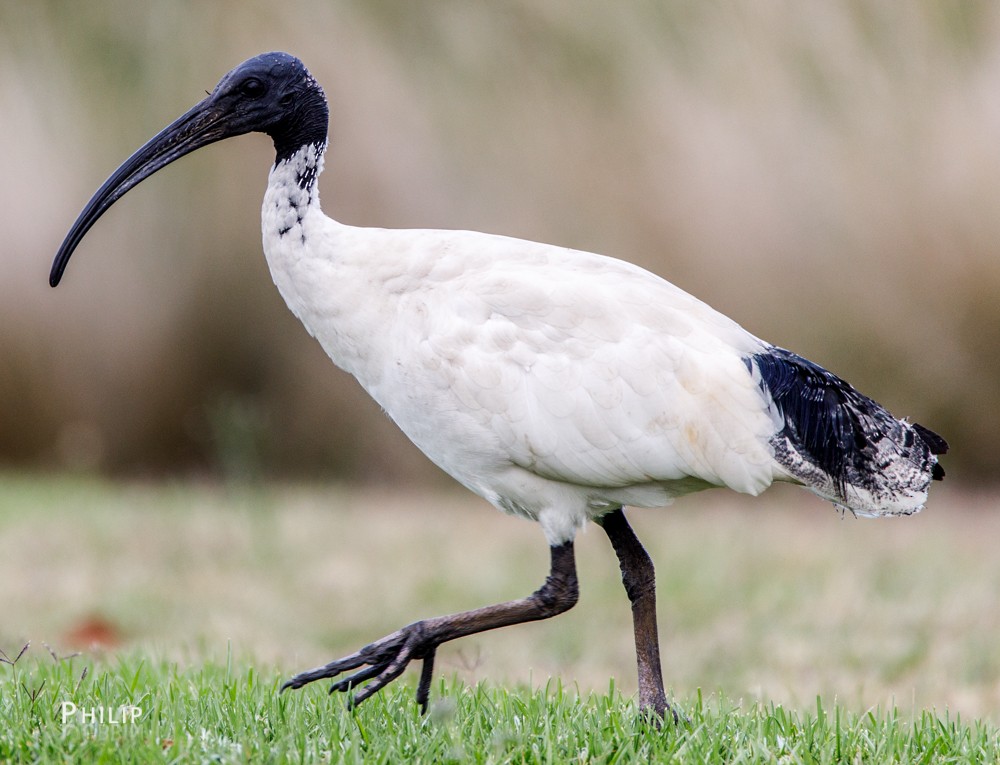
[597,508,675,722]
[282,542,578,711]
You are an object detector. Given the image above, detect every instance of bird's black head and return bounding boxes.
[209,52,329,162]
[50,52,329,287]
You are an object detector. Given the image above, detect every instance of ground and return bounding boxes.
[1,474,995,720]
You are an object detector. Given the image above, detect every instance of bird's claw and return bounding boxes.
[281,621,439,712]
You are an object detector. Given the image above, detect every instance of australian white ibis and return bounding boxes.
[51,52,947,720]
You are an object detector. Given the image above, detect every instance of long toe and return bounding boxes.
[327,663,387,695]
[415,647,437,714]
[281,653,369,691]
[281,629,411,692]
[281,622,439,710]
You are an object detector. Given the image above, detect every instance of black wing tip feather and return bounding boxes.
[749,347,947,492]
[911,422,947,481]
[911,422,948,455]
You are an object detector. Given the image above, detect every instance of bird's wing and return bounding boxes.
[394,234,781,499]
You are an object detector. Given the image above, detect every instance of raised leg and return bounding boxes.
[282,541,578,712]
[597,508,674,721]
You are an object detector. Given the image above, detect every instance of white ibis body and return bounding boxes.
[52,52,947,719]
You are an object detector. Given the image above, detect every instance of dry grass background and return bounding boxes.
[1,475,997,721]
[0,1,996,481]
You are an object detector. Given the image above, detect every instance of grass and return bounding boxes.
[2,473,999,761]
[2,645,998,764]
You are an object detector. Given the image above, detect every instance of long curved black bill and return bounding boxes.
[50,96,232,287]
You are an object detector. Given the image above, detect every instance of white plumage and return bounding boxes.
[261,144,945,542]
[263,149,782,545]
[52,52,946,719]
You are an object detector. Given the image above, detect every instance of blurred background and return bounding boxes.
[0,1,996,484]
[3,0,1000,722]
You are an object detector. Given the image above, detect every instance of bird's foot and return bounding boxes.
[642,698,686,728]
[639,686,686,726]
[281,621,439,713]
[282,544,579,714]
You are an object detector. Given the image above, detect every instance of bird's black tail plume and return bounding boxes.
[747,347,946,517]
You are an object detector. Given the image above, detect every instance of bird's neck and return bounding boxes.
[261,140,336,325]
[260,142,377,384]
[273,140,326,194]
[269,78,329,167]
[262,142,326,245]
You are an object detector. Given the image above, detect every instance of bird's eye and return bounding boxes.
[240,78,266,98]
